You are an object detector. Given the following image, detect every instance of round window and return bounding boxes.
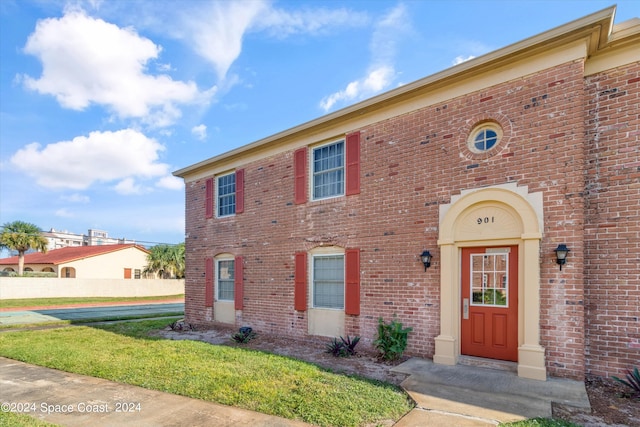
[468,122,502,153]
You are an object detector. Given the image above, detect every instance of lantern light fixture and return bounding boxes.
[554,244,570,270]
[420,250,432,271]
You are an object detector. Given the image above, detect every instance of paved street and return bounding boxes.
[0,303,184,325]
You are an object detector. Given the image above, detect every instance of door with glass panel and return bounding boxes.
[461,246,518,361]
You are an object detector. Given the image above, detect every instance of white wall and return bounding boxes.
[60,246,149,279]
[0,278,184,299]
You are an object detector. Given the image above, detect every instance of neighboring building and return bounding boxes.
[41,228,136,252]
[86,229,135,246]
[174,7,639,382]
[0,244,149,279]
[43,228,85,250]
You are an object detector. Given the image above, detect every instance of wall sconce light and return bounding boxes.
[420,250,432,271]
[554,244,570,270]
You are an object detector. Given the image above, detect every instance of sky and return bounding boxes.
[0,0,637,252]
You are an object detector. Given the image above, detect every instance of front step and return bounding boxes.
[457,355,517,373]
[391,357,591,424]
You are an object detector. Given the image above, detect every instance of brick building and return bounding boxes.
[174,7,639,381]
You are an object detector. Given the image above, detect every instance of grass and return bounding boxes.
[0,411,60,427]
[0,319,412,427]
[0,294,184,309]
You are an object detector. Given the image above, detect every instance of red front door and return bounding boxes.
[461,246,518,361]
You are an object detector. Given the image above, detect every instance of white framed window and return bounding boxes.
[216,258,235,301]
[217,172,236,217]
[470,253,508,306]
[312,140,344,200]
[312,254,344,309]
[467,122,503,153]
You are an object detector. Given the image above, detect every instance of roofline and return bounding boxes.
[0,244,149,266]
[54,245,150,265]
[173,5,620,178]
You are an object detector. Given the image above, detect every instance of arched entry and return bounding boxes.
[434,183,547,380]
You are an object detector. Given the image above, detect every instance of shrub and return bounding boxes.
[168,320,194,331]
[612,366,640,399]
[232,326,256,344]
[326,338,348,357]
[22,271,57,278]
[340,335,360,356]
[373,315,412,361]
[325,336,361,357]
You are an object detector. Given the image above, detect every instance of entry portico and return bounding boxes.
[435,183,546,380]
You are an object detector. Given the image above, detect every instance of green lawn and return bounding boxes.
[0,319,412,427]
[0,294,184,309]
[0,411,60,427]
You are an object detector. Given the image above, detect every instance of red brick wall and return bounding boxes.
[584,62,640,378]
[183,59,638,380]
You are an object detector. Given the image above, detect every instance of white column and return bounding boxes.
[434,241,458,365]
[517,235,547,380]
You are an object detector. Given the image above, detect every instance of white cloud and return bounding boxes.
[20,10,207,127]
[320,66,394,111]
[453,55,476,65]
[157,175,184,191]
[369,4,407,67]
[114,177,148,195]
[173,2,368,81]
[73,1,370,99]
[319,4,409,112]
[191,124,207,140]
[255,5,369,38]
[178,1,267,80]
[449,39,491,66]
[11,129,170,191]
[60,193,90,203]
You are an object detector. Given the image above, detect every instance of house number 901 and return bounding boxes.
[477,216,495,225]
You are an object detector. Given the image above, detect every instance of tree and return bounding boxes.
[143,243,185,279]
[0,221,49,276]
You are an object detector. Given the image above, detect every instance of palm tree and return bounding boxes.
[0,221,49,275]
[143,243,185,279]
[170,243,185,279]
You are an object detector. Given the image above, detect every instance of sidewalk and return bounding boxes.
[0,298,184,312]
[0,300,184,326]
[0,357,311,427]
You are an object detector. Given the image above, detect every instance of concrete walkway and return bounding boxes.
[391,358,591,426]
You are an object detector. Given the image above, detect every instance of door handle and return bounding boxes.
[463,298,469,320]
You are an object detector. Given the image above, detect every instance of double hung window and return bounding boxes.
[217,259,235,301]
[217,173,236,217]
[313,141,344,200]
[312,254,344,309]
